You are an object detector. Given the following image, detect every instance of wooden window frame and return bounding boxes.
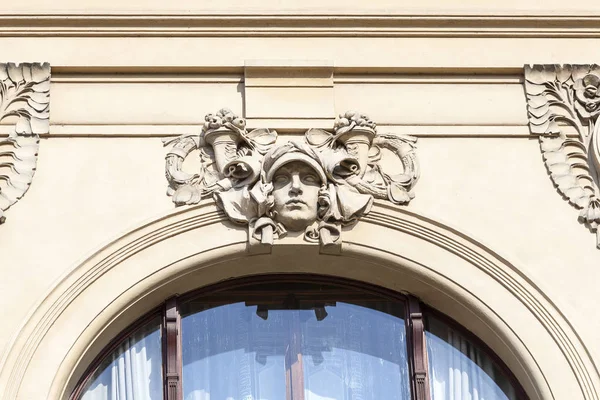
[164,297,182,400]
[70,274,528,400]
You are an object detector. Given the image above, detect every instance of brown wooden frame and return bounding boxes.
[70,274,529,400]
[164,297,182,400]
[408,295,431,400]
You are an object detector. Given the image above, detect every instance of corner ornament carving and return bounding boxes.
[164,109,419,253]
[0,63,50,224]
[524,65,600,248]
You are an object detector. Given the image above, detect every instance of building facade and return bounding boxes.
[1,1,599,399]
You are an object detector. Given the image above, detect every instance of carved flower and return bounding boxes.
[333,111,376,134]
[202,108,247,132]
[201,108,276,154]
[573,74,600,120]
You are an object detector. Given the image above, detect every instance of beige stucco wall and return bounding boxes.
[1,2,600,400]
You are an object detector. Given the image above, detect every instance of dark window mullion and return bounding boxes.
[285,311,306,400]
[164,297,182,400]
[408,296,431,400]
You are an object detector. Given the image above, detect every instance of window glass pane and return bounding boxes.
[301,302,411,400]
[426,315,518,400]
[181,302,288,400]
[181,289,409,400]
[79,316,163,400]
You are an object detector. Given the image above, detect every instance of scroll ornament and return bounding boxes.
[0,63,50,224]
[164,109,419,252]
[525,65,600,248]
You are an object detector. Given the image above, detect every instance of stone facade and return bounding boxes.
[1,2,600,400]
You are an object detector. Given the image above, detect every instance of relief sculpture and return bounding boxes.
[164,109,419,252]
[0,63,50,224]
[525,65,600,248]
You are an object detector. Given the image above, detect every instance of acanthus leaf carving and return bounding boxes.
[525,64,600,248]
[0,62,50,224]
[164,109,419,252]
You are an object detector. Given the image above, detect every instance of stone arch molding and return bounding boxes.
[0,203,598,400]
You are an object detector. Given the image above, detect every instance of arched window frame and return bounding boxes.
[69,274,529,400]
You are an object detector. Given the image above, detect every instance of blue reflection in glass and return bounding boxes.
[182,303,287,400]
[181,301,410,400]
[300,304,410,400]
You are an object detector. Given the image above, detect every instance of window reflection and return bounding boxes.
[301,303,411,400]
[181,300,410,400]
[73,280,527,400]
[182,303,288,400]
[426,315,517,400]
[80,317,163,400]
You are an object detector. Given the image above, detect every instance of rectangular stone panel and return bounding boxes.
[49,81,243,125]
[244,87,334,119]
[334,82,529,125]
[244,60,334,120]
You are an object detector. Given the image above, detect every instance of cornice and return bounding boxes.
[0,124,533,138]
[49,71,522,84]
[3,14,600,38]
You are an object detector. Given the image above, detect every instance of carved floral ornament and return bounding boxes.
[525,65,600,248]
[0,63,50,224]
[164,109,419,253]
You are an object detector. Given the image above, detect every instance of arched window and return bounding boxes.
[71,275,528,400]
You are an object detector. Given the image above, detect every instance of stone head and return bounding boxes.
[263,143,328,232]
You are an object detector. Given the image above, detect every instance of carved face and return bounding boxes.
[271,161,322,232]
